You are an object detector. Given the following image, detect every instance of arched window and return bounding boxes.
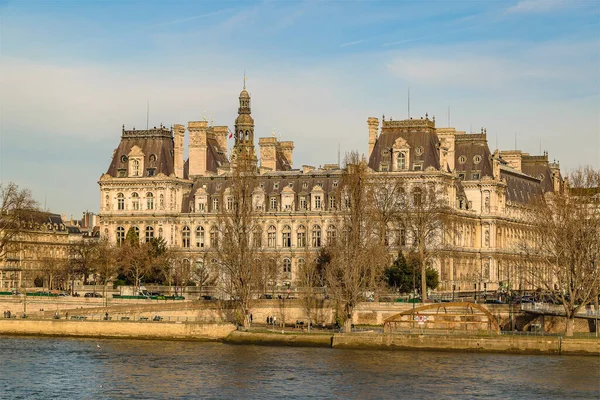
[326,225,336,244]
[145,226,154,242]
[146,192,154,210]
[132,226,140,239]
[283,258,292,274]
[253,226,262,247]
[195,226,205,248]
[297,258,305,274]
[282,225,291,247]
[398,152,406,170]
[132,159,140,176]
[116,226,125,245]
[131,192,140,210]
[413,188,422,207]
[182,226,191,248]
[297,225,306,248]
[267,225,277,248]
[312,225,322,247]
[210,226,218,247]
[117,193,125,210]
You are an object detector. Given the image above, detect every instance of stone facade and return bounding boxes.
[98,87,562,294]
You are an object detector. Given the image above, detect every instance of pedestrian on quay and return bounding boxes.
[273,316,277,327]
[250,314,253,325]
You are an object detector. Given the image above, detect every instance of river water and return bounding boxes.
[0,336,598,399]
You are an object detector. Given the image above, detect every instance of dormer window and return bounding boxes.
[302,182,308,189]
[132,160,140,176]
[458,155,467,164]
[149,154,157,163]
[147,168,155,177]
[120,155,128,163]
[274,183,279,190]
[398,153,406,170]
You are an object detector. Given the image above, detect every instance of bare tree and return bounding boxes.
[325,152,390,332]
[0,182,38,259]
[296,249,325,332]
[117,228,151,294]
[95,239,118,299]
[40,256,67,290]
[68,237,101,285]
[521,166,600,336]
[213,158,264,328]
[396,178,451,301]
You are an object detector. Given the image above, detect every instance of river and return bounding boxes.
[0,336,598,399]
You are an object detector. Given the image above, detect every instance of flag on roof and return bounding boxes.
[228,128,233,139]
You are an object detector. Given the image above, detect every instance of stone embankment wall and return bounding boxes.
[0,319,236,341]
[331,333,600,356]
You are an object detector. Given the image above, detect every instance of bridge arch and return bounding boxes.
[384,302,501,334]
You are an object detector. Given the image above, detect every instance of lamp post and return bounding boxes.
[452,284,455,302]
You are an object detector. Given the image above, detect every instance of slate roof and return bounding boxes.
[368,119,441,171]
[106,128,175,177]
[454,134,493,179]
[521,155,554,193]
[500,167,544,204]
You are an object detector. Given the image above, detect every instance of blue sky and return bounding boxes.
[0,0,598,218]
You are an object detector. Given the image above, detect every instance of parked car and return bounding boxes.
[84,292,103,298]
[199,295,214,300]
[484,299,505,304]
[259,294,273,299]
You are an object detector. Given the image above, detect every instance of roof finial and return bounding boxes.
[243,70,247,89]
[272,128,276,138]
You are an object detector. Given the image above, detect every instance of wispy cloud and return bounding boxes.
[341,39,366,48]
[506,0,571,14]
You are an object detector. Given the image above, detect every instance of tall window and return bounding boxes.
[212,197,219,212]
[326,225,336,244]
[398,152,406,170]
[253,226,262,247]
[329,195,336,210]
[146,192,154,210]
[282,225,291,247]
[117,193,125,210]
[210,226,218,247]
[312,225,322,247]
[267,225,277,248]
[131,192,140,210]
[195,226,205,248]
[132,159,140,176]
[132,226,140,239]
[297,258,305,274]
[227,197,233,211]
[116,226,125,245]
[270,197,277,211]
[144,226,154,242]
[283,258,292,274]
[297,225,306,248]
[314,195,321,210]
[182,226,191,248]
[413,188,422,207]
[299,197,307,210]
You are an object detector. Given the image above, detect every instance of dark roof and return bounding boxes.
[106,129,175,177]
[500,168,544,204]
[368,119,440,171]
[454,134,493,179]
[276,149,292,171]
[521,155,554,193]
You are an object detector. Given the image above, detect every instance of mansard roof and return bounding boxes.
[521,154,555,193]
[369,118,441,171]
[500,166,544,204]
[106,127,175,177]
[454,133,493,179]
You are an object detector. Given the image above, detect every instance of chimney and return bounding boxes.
[188,121,207,177]
[212,126,229,158]
[278,141,294,167]
[173,124,186,178]
[367,117,379,158]
[500,150,522,172]
[259,137,277,172]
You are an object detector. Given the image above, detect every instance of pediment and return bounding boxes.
[393,137,410,149]
[128,145,144,157]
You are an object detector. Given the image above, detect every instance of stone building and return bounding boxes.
[98,86,562,294]
[0,212,84,289]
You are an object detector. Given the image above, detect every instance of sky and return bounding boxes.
[0,0,598,219]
